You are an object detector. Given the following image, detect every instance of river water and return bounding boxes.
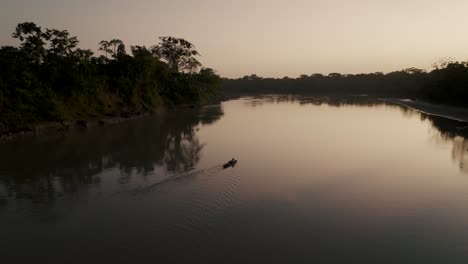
[2,96,468,263]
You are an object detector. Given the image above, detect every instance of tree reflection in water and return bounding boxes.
[2,96,468,211]
[0,105,224,209]
[244,95,468,175]
[423,114,468,174]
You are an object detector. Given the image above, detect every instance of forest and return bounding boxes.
[3,22,468,136]
[0,22,222,134]
[224,62,468,106]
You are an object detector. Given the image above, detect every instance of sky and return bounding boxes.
[2,0,468,78]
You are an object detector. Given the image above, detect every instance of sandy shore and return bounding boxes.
[381,98,468,123]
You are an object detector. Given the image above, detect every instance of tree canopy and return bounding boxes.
[224,61,468,106]
[151,37,201,73]
[0,22,222,135]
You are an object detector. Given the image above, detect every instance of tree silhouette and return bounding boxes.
[44,29,79,57]
[0,22,223,134]
[130,45,152,58]
[12,22,47,63]
[99,39,126,59]
[151,37,201,73]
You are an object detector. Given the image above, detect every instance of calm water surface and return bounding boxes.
[2,96,468,263]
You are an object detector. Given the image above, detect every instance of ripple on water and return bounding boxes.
[149,166,242,237]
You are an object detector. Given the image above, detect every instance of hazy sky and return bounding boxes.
[2,0,468,78]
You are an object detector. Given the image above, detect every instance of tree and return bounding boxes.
[99,39,126,59]
[151,37,201,73]
[13,23,82,61]
[328,73,344,78]
[74,48,94,61]
[130,45,151,58]
[310,73,324,78]
[199,68,216,76]
[402,67,426,74]
[12,22,47,63]
[432,57,456,70]
[44,29,79,56]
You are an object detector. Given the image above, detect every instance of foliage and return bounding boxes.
[224,62,468,106]
[151,37,201,73]
[0,22,222,134]
[99,39,126,59]
[422,61,468,105]
[224,70,427,98]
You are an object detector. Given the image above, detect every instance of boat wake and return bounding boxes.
[129,164,225,195]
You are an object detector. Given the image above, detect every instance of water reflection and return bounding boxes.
[3,96,468,263]
[244,95,381,108]
[416,114,468,173]
[0,105,224,209]
[244,95,468,174]
[246,95,468,136]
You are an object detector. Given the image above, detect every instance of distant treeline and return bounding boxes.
[224,62,468,106]
[0,22,222,134]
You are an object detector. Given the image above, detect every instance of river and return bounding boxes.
[2,96,468,263]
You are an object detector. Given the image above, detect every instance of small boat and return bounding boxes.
[223,158,237,169]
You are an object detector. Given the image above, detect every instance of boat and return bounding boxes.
[223,158,237,169]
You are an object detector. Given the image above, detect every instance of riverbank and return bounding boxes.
[381,98,468,123]
[0,99,225,143]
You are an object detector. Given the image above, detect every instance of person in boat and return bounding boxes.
[223,158,237,168]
